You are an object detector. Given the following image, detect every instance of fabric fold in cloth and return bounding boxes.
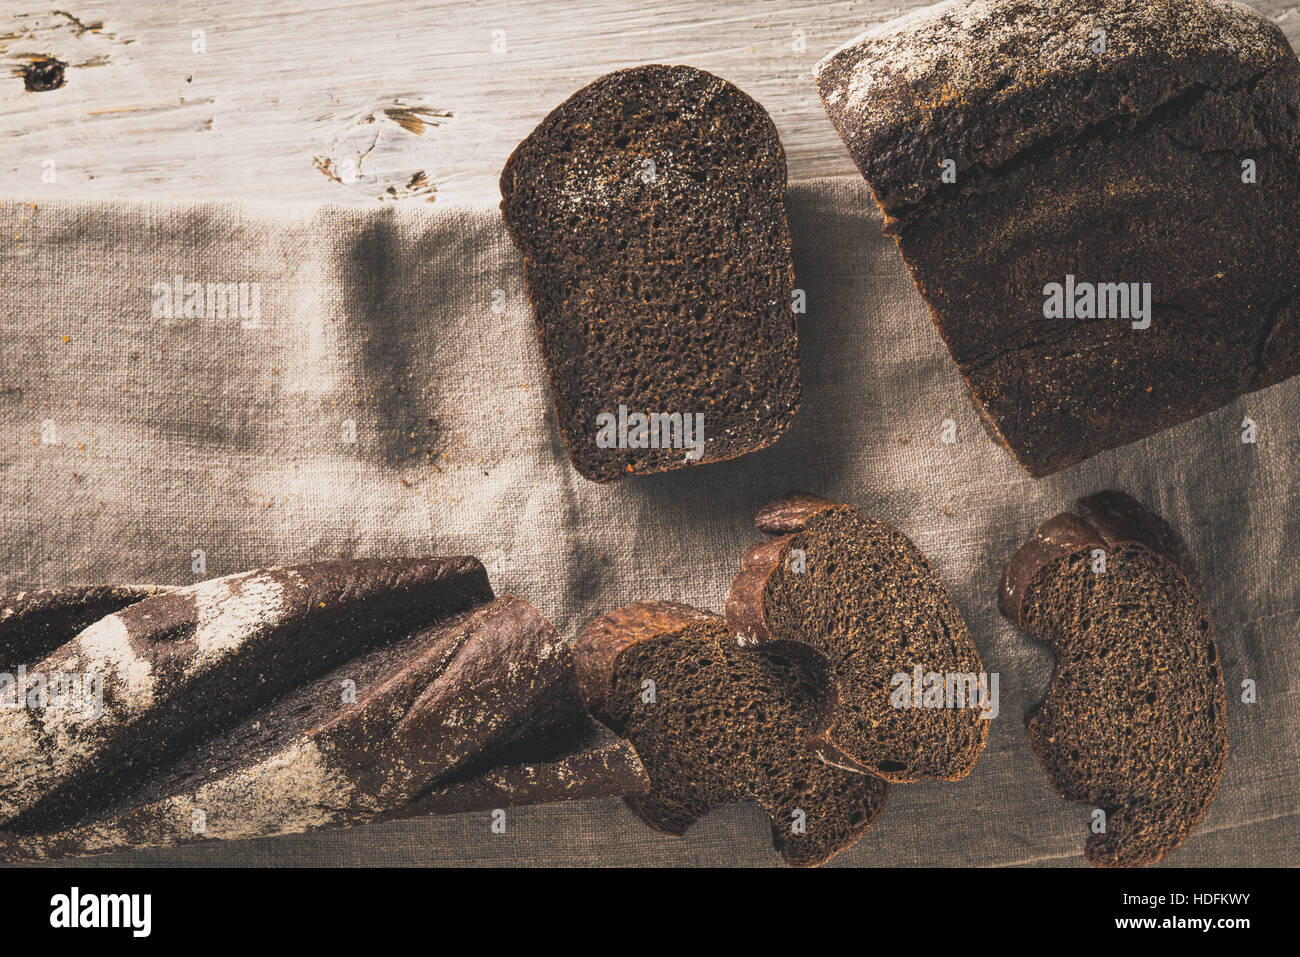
[0,180,1295,866]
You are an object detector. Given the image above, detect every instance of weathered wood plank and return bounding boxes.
[2,1,1297,206]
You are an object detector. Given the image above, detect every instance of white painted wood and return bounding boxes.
[2,1,1297,207]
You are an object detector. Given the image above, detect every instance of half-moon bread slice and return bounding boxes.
[574,601,887,867]
[727,492,987,783]
[1000,490,1228,867]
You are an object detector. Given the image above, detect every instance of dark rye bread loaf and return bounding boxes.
[500,64,800,482]
[816,0,1300,476]
[999,491,1228,867]
[574,601,887,867]
[727,493,987,782]
[0,561,646,861]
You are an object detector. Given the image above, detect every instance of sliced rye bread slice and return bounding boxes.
[999,491,1228,867]
[500,64,800,483]
[575,601,887,867]
[726,492,987,782]
[815,0,1300,476]
[0,586,646,862]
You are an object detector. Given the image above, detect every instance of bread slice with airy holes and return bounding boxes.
[727,492,987,783]
[574,601,886,867]
[1000,491,1228,867]
[500,64,800,482]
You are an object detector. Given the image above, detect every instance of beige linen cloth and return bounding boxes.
[1,178,1295,867]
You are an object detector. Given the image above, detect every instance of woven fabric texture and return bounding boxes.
[1,179,1295,866]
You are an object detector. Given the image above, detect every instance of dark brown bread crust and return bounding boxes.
[817,0,1300,476]
[1073,491,1201,588]
[408,713,648,817]
[501,64,801,482]
[727,494,986,782]
[0,585,169,670]
[754,490,837,533]
[574,601,887,866]
[0,569,647,861]
[817,0,1292,212]
[730,492,838,644]
[726,537,787,645]
[998,513,1107,626]
[999,491,1228,867]
[999,490,1198,623]
[573,600,718,718]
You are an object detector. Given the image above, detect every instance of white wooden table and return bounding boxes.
[2,1,1298,207]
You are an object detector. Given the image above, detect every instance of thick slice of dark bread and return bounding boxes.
[727,493,987,782]
[500,64,800,482]
[575,601,886,867]
[1,591,646,862]
[1000,491,1228,867]
[816,0,1300,476]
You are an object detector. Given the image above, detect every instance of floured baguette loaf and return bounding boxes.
[816,0,1300,476]
[0,585,170,671]
[0,560,646,862]
[1000,491,1228,867]
[500,64,800,482]
[575,601,887,867]
[727,492,987,782]
[0,557,491,829]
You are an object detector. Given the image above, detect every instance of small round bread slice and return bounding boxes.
[1000,491,1228,868]
[574,601,886,867]
[726,492,987,783]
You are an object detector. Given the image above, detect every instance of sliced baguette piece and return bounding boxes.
[727,492,987,782]
[500,64,801,482]
[0,557,493,829]
[575,601,887,867]
[1,592,647,862]
[1000,491,1228,867]
[408,710,648,817]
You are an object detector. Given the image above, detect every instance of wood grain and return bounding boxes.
[2,1,1298,206]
